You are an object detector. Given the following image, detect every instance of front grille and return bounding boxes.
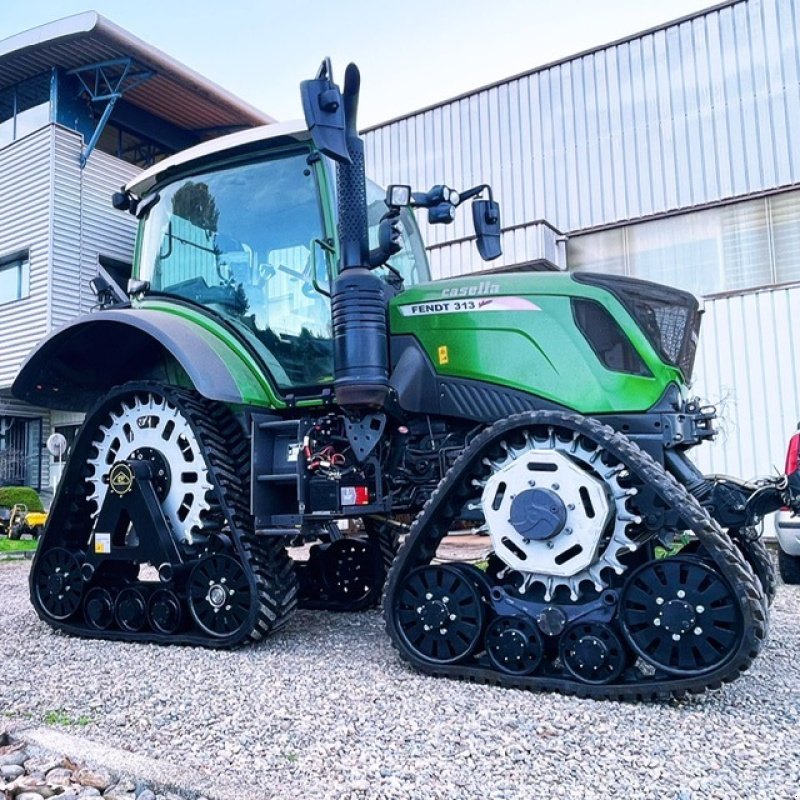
[572,273,702,380]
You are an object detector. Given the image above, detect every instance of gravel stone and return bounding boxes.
[1,559,799,799]
[1,764,25,780]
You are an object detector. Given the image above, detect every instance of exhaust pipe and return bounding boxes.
[330,64,390,408]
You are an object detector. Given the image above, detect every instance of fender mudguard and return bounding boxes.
[12,308,282,411]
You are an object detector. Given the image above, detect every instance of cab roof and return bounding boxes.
[126,120,312,195]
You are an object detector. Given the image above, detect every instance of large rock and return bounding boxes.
[46,767,74,786]
[103,778,137,800]
[1,764,26,781]
[16,793,46,800]
[75,769,113,790]
[0,743,28,767]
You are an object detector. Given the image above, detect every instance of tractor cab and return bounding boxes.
[125,123,431,393]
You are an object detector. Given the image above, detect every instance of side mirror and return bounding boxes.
[472,199,502,261]
[111,190,131,211]
[300,58,350,164]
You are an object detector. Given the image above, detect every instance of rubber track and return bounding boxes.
[29,382,297,647]
[735,534,777,608]
[383,411,768,701]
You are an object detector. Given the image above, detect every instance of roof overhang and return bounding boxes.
[125,119,311,195]
[0,11,274,134]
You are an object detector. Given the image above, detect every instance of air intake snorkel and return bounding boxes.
[301,59,390,408]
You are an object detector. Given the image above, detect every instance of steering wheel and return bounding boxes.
[277,263,319,298]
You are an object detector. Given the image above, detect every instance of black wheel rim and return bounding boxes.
[84,587,115,630]
[485,615,544,675]
[148,588,182,634]
[35,548,83,620]
[394,565,485,665]
[322,539,374,602]
[188,554,252,638]
[620,557,742,675]
[115,587,148,632]
[559,622,627,684]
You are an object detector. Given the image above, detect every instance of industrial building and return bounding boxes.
[1,0,798,497]
[0,12,269,493]
[363,0,800,480]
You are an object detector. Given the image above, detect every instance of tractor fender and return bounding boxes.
[12,308,278,411]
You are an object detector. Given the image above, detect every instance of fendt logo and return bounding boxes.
[440,281,501,298]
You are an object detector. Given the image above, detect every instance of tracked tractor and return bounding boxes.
[13,60,798,700]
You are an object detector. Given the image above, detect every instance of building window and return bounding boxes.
[0,252,30,304]
[0,416,43,490]
[567,189,800,298]
[0,72,51,149]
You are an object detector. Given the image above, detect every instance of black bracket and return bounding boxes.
[84,460,182,576]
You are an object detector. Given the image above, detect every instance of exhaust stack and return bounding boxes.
[305,61,389,408]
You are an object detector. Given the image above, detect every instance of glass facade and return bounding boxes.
[0,416,42,490]
[0,252,31,305]
[0,73,51,149]
[567,189,800,297]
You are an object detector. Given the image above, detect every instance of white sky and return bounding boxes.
[1,0,720,127]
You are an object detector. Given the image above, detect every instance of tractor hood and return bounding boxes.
[389,271,700,416]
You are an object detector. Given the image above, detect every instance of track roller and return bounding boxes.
[83,587,115,630]
[394,565,485,665]
[485,615,544,675]
[148,589,182,634]
[115,587,148,632]
[559,622,626,684]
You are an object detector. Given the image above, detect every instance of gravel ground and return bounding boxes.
[1,560,799,800]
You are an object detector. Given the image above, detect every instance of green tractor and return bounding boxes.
[13,60,795,700]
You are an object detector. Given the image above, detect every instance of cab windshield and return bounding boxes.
[137,150,333,391]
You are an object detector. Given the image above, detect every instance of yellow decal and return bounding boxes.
[438,345,449,365]
[94,533,111,554]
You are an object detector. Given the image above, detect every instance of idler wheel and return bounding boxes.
[34,547,84,621]
[115,586,148,632]
[620,556,742,676]
[187,554,253,638]
[83,587,115,630]
[485,615,544,675]
[393,565,485,665]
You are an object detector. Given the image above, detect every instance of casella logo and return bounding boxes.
[440,281,501,298]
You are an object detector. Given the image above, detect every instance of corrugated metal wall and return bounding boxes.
[363,0,800,277]
[50,127,139,326]
[78,144,140,313]
[0,127,52,388]
[692,284,800,478]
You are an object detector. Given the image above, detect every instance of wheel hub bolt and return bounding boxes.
[208,584,227,609]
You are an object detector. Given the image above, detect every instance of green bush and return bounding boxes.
[0,486,44,513]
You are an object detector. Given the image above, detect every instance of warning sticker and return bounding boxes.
[399,297,540,317]
[94,533,111,554]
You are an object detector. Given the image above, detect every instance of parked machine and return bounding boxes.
[13,60,799,700]
[0,504,47,540]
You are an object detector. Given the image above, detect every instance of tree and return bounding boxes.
[171,181,220,233]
